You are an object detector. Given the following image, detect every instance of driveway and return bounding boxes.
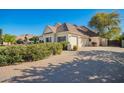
[0,47,124,83]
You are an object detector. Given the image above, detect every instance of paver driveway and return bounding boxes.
[0,47,124,83]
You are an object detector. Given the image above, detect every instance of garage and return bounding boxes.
[68,36,78,49]
[78,37,83,48]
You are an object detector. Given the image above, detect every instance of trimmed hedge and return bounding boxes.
[0,43,63,66]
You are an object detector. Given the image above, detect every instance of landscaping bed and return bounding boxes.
[0,42,64,66]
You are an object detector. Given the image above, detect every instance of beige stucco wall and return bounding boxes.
[100,38,108,46]
[90,37,100,46]
[68,34,89,49]
[56,31,69,42]
[90,37,108,46]
[122,40,124,48]
[68,34,78,49]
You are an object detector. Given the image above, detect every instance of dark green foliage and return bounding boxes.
[16,39,24,44]
[73,45,78,51]
[60,41,69,50]
[0,43,63,66]
[29,36,39,44]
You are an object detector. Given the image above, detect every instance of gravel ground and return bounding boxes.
[0,47,124,83]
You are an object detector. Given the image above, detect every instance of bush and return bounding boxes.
[60,41,69,50]
[24,44,51,61]
[46,43,62,55]
[0,55,8,66]
[73,45,78,51]
[92,42,97,46]
[0,43,63,66]
[16,39,24,44]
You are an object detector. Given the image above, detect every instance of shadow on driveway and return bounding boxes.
[2,50,124,83]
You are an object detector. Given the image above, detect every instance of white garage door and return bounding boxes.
[69,36,77,48]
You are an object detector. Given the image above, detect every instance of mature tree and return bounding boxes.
[0,29,3,45]
[29,36,39,44]
[89,12,121,40]
[3,34,16,45]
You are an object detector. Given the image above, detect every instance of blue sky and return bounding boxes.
[0,9,124,36]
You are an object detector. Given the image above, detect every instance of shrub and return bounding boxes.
[16,39,24,44]
[0,42,63,66]
[46,43,63,55]
[0,55,8,66]
[92,42,97,46]
[24,44,51,61]
[60,41,69,50]
[73,45,78,51]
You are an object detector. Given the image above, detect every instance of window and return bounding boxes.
[46,37,52,42]
[57,36,66,42]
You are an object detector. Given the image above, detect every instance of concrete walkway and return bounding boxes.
[0,47,124,83]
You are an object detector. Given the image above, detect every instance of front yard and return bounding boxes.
[0,47,124,83]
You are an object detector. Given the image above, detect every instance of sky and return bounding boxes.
[0,9,124,36]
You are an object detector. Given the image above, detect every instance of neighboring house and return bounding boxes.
[16,34,34,40]
[39,35,44,42]
[40,23,108,49]
[16,34,34,44]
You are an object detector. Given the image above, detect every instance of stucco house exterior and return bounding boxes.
[40,23,108,49]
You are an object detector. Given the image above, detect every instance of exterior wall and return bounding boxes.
[68,34,78,49]
[90,37,100,46]
[77,36,89,48]
[43,32,68,42]
[122,40,124,48]
[100,38,108,46]
[68,34,89,49]
[78,37,83,48]
[56,32,68,42]
[90,37,108,46]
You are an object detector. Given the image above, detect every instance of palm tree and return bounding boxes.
[3,34,16,45]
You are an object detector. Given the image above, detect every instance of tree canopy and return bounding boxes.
[29,36,39,44]
[3,34,16,44]
[89,12,121,40]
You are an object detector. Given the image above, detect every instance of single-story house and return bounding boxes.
[16,34,34,41]
[40,23,108,49]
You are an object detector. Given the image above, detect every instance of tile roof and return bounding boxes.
[45,23,98,37]
[47,25,56,33]
[16,34,34,40]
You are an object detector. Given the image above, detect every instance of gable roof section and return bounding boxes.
[48,25,56,32]
[43,25,56,34]
[43,23,98,37]
[56,23,69,32]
